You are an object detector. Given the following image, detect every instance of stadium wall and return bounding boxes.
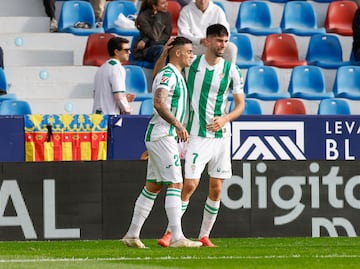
[0,160,358,241]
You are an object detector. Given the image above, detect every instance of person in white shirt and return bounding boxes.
[177,0,237,64]
[92,37,135,115]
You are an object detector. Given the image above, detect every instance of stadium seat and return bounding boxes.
[230,98,262,115]
[317,98,351,115]
[235,1,281,36]
[324,0,358,36]
[0,100,32,115]
[0,68,8,93]
[273,98,307,115]
[83,33,115,66]
[288,66,334,100]
[280,1,326,36]
[333,65,360,100]
[230,34,263,68]
[244,66,290,100]
[57,1,105,36]
[168,0,181,36]
[124,65,151,101]
[306,34,350,69]
[103,0,139,38]
[139,99,153,115]
[261,34,307,68]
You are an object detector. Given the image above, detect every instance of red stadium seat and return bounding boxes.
[262,33,307,68]
[83,33,115,66]
[324,0,358,36]
[273,98,307,115]
[168,0,181,36]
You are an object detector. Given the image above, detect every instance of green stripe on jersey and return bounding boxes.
[198,68,214,137]
[145,123,155,142]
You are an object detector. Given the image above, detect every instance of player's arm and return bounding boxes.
[154,87,188,142]
[113,92,132,114]
[152,37,175,79]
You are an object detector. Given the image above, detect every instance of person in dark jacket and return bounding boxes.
[352,3,360,61]
[133,0,172,63]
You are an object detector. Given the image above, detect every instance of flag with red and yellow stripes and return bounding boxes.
[24,114,108,161]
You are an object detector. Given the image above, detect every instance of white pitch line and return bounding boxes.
[0,255,360,263]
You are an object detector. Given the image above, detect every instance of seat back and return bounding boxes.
[0,68,8,92]
[0,100,32,115]
[261,33,305,68]
[83,33,115,66]
[317,98,351,115]
[58,1,96,30]
[103,0,138,30]
[167,0,181,36]
[306,34,343,64]
[280,1,320,32]
[124,65,148,94]
[230,98,262,115]
[288,65,326,95]
[273,98,306,115]
[325,0,358,36]
[245,66,279,95]
[139,99,153,115]
[230,34,259,65]
[236,1,273,29]
[333,66,360,97]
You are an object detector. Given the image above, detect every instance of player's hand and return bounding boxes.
[206,116,227,132]
[126,93,136,102]
[175,125,189,142]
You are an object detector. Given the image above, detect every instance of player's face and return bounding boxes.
[116,45,131,63]
[179,44,194,67]
[207,35,228,57]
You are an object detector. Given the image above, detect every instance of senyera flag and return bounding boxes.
[24,114,108,161]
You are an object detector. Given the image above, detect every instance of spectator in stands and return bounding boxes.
[177,0,237,64]
[43,0,57,32]
[0,46,3,69]
[353,1,360,61]
[92,37,135,115]
[132,0,172,63]
[88,0,106,27]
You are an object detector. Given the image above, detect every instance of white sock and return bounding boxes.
[199,197,220,239]
[165,188,184,242]
[126,187,157,238]
[164,200,189,234]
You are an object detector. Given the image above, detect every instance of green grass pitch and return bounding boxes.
[0,237,359,269]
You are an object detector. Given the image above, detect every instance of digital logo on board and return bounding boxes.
[232,121,306,160]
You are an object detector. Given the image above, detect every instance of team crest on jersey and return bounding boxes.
[160,76,170,86]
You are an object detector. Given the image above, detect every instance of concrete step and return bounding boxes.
[0,17,50,33]
[0,0,45,17]
[0,33,87,66]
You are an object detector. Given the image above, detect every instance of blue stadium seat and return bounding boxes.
[235,1,281,36]
[244,66,290,100]
[280,1,326,36]
[333,66,360,100]
[58,1,104,36]
[288,66,334,100]
[139,99,153,115]
[0,68,8,93]
[103,0,139,38]
[230,98,262,115]
[230,34,263,68]
[0,100,32,115]
[124,65,151,101]
[306,34,351,69]
[317,98,351,115]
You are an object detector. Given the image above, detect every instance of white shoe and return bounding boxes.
[122,237,146,248]
[50,18,58,32]
[170,238,203,248]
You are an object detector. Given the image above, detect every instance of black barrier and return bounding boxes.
[0,161,359,241]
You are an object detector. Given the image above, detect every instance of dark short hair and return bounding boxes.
[107,36,130,56]
[206,24,229,37]
[168,36,192,54]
